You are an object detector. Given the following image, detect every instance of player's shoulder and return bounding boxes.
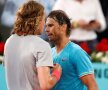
[69,42,82,51]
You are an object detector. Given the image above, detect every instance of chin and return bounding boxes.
[48,39,52,42]
[49,39,55,43]
[48,38,52,41]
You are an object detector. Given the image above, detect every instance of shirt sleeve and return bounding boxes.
[33,43,53,67]
[95,0,106,31]
[73,48,94,77]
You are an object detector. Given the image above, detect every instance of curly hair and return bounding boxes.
[46,10,71,36]
[12,0,44,36]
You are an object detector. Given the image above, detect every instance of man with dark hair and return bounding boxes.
[45,10,98,90]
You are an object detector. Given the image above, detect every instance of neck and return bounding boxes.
[55,37,70,53]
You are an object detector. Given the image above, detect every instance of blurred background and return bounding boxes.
[0,0,108,43]
[0,0,108,90]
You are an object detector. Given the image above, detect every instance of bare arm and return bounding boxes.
[81,20,101,30]
[80,74,98,90]
[71,20,101,30]
[37,64,62,90]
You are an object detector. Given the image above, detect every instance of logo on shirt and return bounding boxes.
[62,58,69,62]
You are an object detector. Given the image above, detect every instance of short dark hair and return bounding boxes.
[46,10,71,36]
[12,0,44,36]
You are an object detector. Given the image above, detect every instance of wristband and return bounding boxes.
[52,70,61,81]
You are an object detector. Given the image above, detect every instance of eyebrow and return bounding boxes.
[46,23,54,26]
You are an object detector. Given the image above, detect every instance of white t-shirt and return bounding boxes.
[4,34,53,90]
[53,0,106,41]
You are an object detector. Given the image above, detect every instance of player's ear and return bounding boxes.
[61,24,67,32]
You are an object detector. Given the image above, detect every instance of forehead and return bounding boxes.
[46,17,58,25]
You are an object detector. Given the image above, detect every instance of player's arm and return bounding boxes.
[37,63,62,90]
[80,74,98,90]
[71,20,101,30]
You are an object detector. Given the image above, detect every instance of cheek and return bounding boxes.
[53,30,59,38]
[48,27,54,34]
[51,27,56,35]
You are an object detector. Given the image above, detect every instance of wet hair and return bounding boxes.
[46,10,71,36]
[12,0,44,36]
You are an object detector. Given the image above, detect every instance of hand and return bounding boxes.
[89,20,96,24]
[78,19,88,28]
